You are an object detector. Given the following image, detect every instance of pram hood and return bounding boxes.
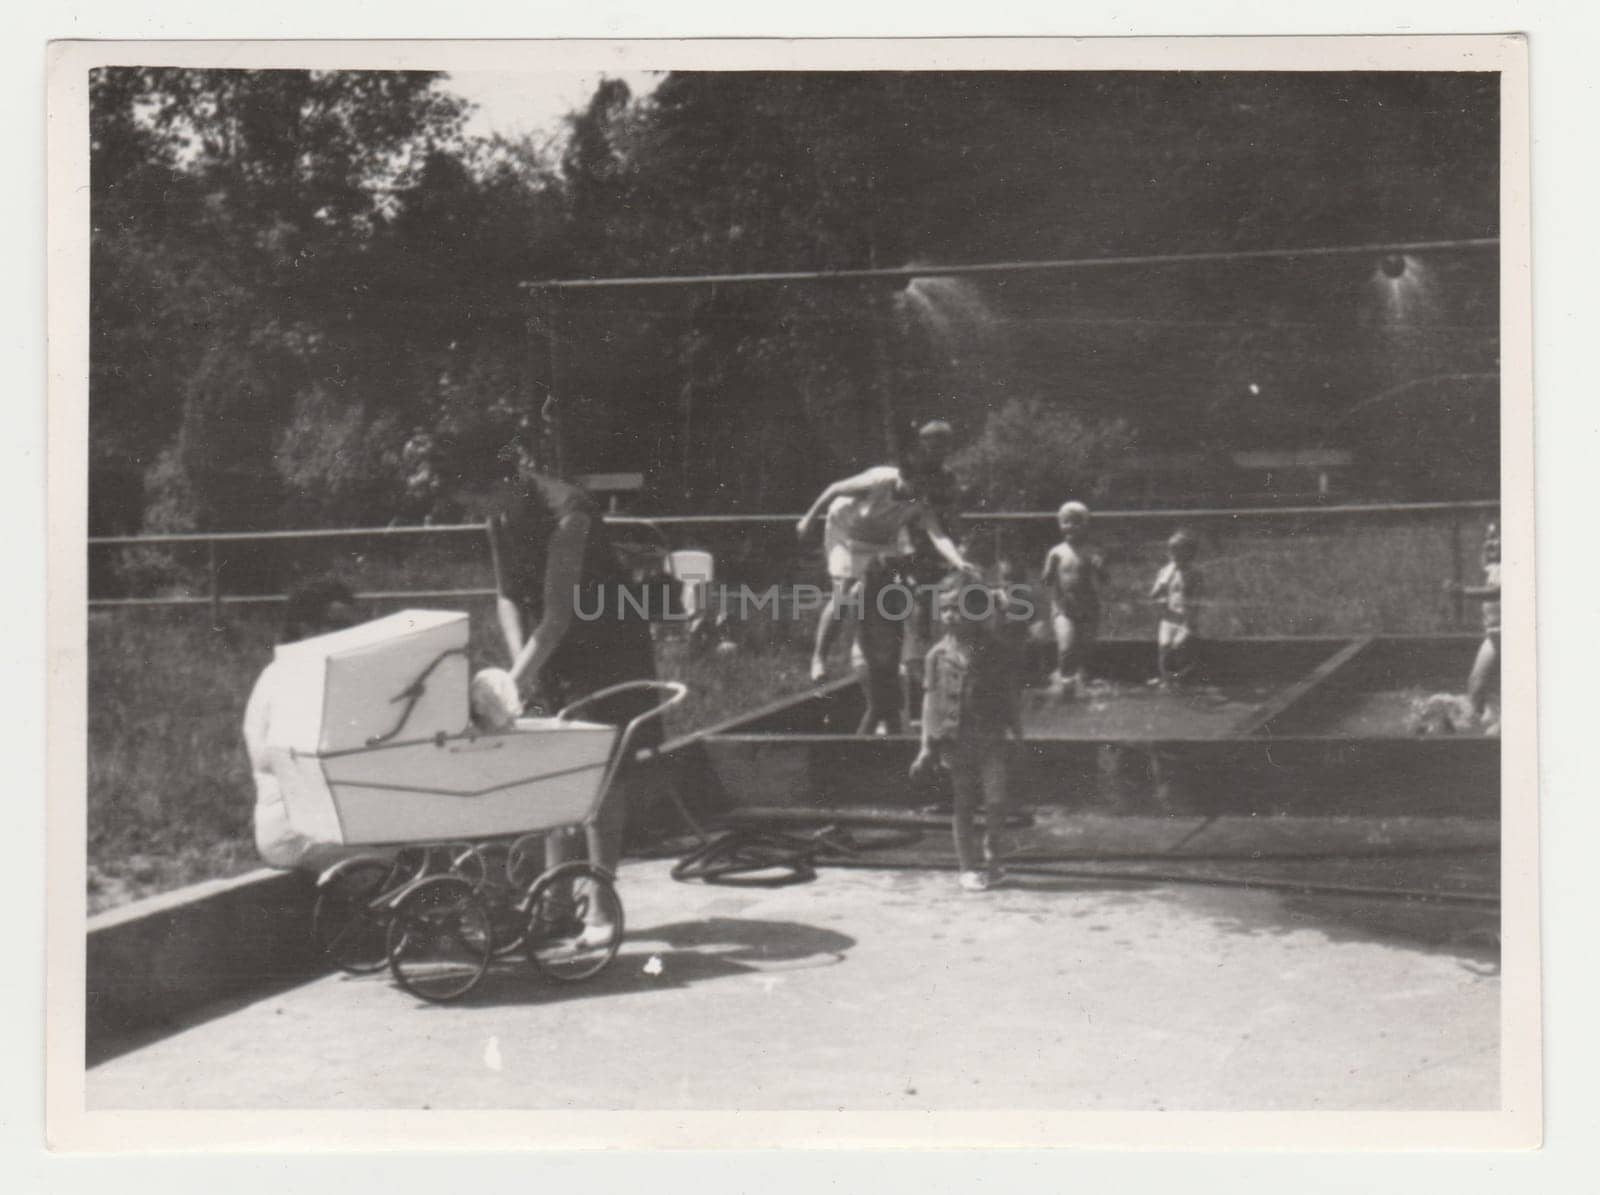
[268,609,470,755]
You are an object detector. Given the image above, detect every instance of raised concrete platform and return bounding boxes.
[87,858,1498,1111]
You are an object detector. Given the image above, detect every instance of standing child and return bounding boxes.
[909,579,1024,892]
[1149,529,1202,686]
[1041,500,1107,697]
[1447,520,1501,728]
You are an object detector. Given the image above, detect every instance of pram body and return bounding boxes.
[269,610,620,846]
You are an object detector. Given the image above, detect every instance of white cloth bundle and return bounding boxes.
[470,667,524,730]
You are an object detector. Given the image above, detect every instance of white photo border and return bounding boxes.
[45,33,1537,1153]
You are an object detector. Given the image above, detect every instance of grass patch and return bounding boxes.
[1085,521,1464,637]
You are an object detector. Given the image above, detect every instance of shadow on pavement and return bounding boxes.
[88,966,327,1068]
[832,850,1498,965]
[1180,885,1501,970]
[430,916,857,1010]
[992,859,1500,966]
[809,803,1500,966]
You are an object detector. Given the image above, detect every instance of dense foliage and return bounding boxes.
[90,68,1501,547]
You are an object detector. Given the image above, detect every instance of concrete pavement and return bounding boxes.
[88,859,1498,1111]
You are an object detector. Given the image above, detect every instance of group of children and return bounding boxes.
[910,500,1207,892]
[1039,501,1203,697]
[913,505,1505,891]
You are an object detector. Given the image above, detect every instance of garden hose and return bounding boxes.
[670,821,928,887]
[667,806,1497,904]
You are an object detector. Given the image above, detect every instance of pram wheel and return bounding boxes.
[457,842,526,959]
[386,875,493,1002]
[523,862,625,983]
[312,858,401,974]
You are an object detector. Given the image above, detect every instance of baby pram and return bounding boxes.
[269,610,685,1001]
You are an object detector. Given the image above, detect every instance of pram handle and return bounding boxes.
[556,680,686,742]
[557,679,686,789]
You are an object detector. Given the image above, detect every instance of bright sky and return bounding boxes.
[444,70,663,145]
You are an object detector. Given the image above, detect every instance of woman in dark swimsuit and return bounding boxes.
[489,468,660,877]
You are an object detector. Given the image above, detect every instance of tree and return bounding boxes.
[951,397,1135,511]
[90,66,1503,549]
[548,70,1499,508]
[90,68,480,537]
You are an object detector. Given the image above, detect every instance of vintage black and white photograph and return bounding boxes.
[49,37,1535,1147]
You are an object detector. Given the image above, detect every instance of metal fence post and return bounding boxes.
[206,539,222,630]
[1448,510,1465,628]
